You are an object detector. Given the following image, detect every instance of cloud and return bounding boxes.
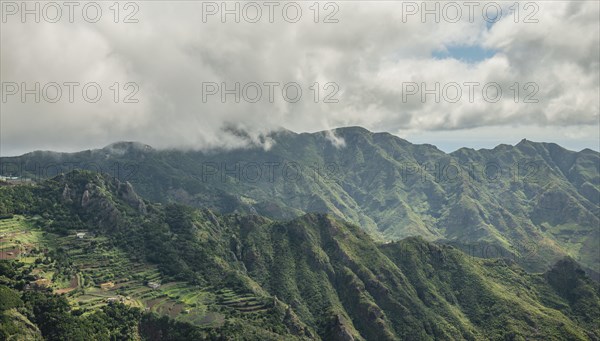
[1,1,598,155]
[325,129,346,149]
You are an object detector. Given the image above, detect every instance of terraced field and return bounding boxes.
[0,216,45,262]
[216,288,271,314]
[0,215,271,329]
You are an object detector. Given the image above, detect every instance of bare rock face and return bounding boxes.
[80,181,121,228]
[119,181,147,215]
[327,315,357,341]
[81,190,91,207]
[62,184,73,204]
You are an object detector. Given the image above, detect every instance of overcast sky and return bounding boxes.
[1,0,599,156]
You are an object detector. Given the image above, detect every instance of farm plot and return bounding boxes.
[0,215,272,329]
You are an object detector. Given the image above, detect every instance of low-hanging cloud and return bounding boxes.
[1,1,598,155]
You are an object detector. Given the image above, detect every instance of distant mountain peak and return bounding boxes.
[329,126,372,135]
[516,138,535,147]
[102,141,154,154]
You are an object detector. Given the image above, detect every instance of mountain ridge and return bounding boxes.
[1,170,599,340]
[5,126,598,157]
[1,127,598,276]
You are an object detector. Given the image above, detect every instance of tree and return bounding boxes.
[0,285,22,311]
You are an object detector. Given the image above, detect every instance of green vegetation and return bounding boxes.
[2,127,597,275]
[0,170,598,339]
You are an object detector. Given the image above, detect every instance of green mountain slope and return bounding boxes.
[0,171,598,340]
[2,127,597,274]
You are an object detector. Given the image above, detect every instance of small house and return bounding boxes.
[107,296,125,304]
[106,297,119,304]
[147,281,161,290]
[76,232,86,239]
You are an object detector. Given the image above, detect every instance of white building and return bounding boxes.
[148,281,161,289]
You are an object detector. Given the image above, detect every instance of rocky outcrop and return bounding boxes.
[118,181,147,214]
[61,184,73,204]
[325,314,360,341]
[81,189,91,207]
